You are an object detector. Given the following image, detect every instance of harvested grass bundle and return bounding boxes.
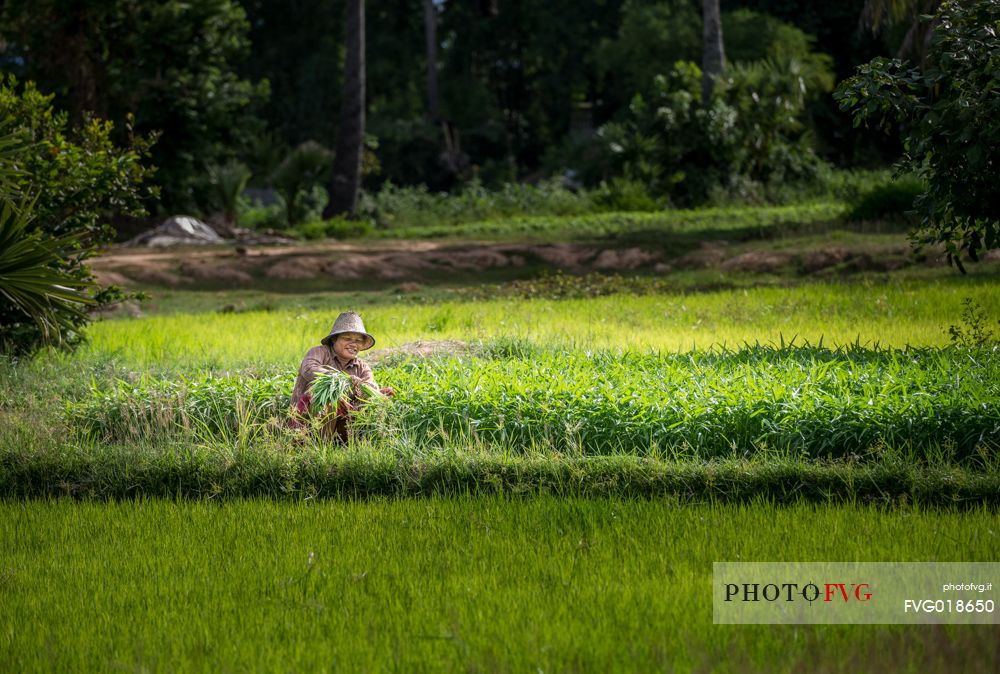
[308,370,352,414]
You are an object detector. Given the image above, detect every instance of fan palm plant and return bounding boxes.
[0,116,95,351]
[0,198,95,350]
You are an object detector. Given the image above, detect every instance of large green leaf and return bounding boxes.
[0,197,95,346]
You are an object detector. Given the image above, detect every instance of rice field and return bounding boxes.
[2,234,999,673]
[2,497,998,674]
[82,275,999,369]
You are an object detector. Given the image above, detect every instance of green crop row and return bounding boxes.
[382,345,999,461]
[368,201,844,240]
[63,345,1000,463]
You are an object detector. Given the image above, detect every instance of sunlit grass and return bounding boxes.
[83,275,999,369]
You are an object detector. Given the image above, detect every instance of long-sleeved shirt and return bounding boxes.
[290,345,377,407]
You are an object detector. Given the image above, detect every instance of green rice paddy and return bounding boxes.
[82,276,998,369]
[2,497,998,674]
[2,219,999,672]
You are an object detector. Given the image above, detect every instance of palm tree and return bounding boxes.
[701,0,725,103]
[860,0,942,65]
[325,0,366,217]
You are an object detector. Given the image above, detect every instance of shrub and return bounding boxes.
[0,197,94,352]
[0,81,153,354]
[592,178,662,212]
[239,197,287,231]
[591,59,826,206]
[271,141,334,226]
[0,76,155,242]
[836,0,1000,271]
[358,178,598,230]
[847,176,926,222]
[948,298,998,348]
[204,160,252,227]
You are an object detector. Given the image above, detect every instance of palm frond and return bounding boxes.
[0,197,95,344]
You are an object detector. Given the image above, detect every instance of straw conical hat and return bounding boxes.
[321,311,375,350]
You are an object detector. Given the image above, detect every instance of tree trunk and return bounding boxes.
[701,0,725,104]
[326,0,366,217]
[424,0,440,122]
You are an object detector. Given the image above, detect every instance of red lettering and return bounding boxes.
[824,583,850,602]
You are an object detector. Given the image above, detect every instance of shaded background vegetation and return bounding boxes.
[0,0,900,217]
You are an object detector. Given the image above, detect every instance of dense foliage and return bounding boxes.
[0,0,266,212]
[558,56,829,206]
[0,0,898,216]
[0,82,153,353]
[836,0,1000,270]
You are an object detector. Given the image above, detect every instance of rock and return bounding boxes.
[127,215,225,247]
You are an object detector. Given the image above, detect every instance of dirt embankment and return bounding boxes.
[90,240,662,287]
[90,237,957,289]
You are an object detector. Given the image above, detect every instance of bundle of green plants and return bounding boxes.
[308,370,352,413]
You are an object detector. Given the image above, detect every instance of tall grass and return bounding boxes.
[64,373,289,443]
[2,497,998,673]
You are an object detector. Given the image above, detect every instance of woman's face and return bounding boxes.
[333,332,366,361]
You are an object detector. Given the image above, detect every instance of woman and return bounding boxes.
[289,311,387,441]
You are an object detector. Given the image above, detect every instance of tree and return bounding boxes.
[859,0,942,64]
[836,0,1000,271]
[702,0,725,103]
[424,0,441,122]
[0,0,267,213]
[326,0,366,216]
